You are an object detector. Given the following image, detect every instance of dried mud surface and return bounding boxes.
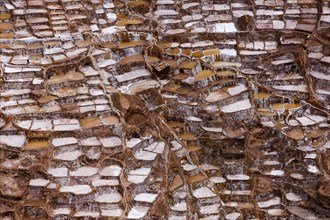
[0,0,330,219]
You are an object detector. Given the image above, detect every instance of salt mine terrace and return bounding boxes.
[0,0,329,219]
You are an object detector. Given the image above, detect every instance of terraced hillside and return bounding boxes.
[0,0,329,219]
